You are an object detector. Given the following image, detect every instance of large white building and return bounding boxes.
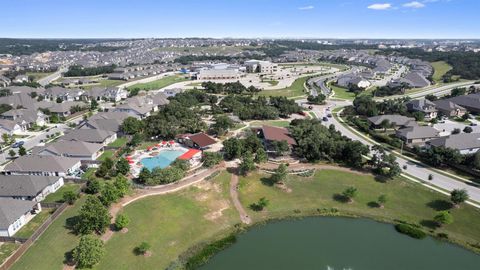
[244,60,278,74]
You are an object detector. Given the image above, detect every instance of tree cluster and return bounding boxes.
[137,159,189,185]
[64,64,117,77]
[219,95,302,120]
[201,81,261,95]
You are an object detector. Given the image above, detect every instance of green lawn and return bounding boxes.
[250,120,290,127]
[10,196,87,270]
[0,242,20,266]
[107,137,129,148]
[25,72,53,82]
[258,76,308,98]
[81,79,124,90]
[329,83,357,100]
[14,209,54,239]
[98,150,115,162]
[127,75,188,91]
[431,61,453,83]
[43,183,81,203]
[93,171,239,270]
[238,170,480,250]
[263,80,279,86]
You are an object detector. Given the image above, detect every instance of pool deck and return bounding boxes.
[128,144,188,177]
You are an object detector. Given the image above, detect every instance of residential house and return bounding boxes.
[88,87,127,102]
[432,100,467,117]
[47,101,87,118]
[113,93,168,118]
[1,109,49,129]
[427,133,480,155]
[401,72,431,88]
[445,93,480,114]
[176,132,217,150]
[61,129,117,146]
[0,75,11,87]
[0,175,64,202]
[396,126,440,146]
[33,140,104,161]
[0,119,22,135]
[0,92,37,110]
[405,99,438,120]
[257,125,296,154]
[163,88,185,97]
[4,155,82,177]
[367,115,417,129]
[0,198,41,237]
[80,111,132,134]
[13,74,29,83]
[44,87,85,102]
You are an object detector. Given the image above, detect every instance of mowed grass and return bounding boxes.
[0,242,20,266]
[42,183,81,203]
[25,72,53,82]
[431,61,453,83]
[329,83,356,100]
[10,196,87,270]
[258,76,308,98]
[127,75,188,91]
[14,209,54,238]
[250,120,290,127]
[107,137,129,148]
[238,169,480,249]
[97,149,115,162]
[93,171,240,270]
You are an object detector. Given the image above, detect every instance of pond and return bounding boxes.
[140,149,185,171]
[199,217,480,270]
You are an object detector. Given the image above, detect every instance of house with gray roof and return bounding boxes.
[368,115,417,129]
[405,99,438,119]
[0,76,11,87]
[400,72,431,88]
[0,198,41,237]
[44,87,85,102]
[432,100,467,117]
[80,111,132,134]
[4,155,82,177]
[445,93,480,113]
[47,101,87,117]
[62,129,117,146]
[427,133,480,155]
[0,175,64,202]
[396,126,440,146]
[0,92,37,110]
[1,108,49,129]
[33,140,104,161]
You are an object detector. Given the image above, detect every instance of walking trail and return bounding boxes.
[230,172,252,224]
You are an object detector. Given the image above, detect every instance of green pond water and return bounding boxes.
[199,217,480,270]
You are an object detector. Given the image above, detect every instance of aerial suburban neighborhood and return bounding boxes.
[0,1,480,270]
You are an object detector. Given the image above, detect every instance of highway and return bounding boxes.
[38,65,68,86]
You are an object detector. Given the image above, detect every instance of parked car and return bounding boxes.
[322,117,329,122]
[11,141,25,148]
[308,106,313,109]
[327,114,332,118]
[470,123,477,126]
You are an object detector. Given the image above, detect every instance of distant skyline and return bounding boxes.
[2,0,479,39]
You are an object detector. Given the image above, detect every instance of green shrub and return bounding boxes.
[395,224,426,239]
[185,234,237,270]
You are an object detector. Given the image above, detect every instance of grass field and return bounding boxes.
[81,79,124,90]
[14,209,54,239]
[0,243,20,266]
[107,137,129,148]
[97,150,115,162]
[10,196,87,270]
[329,82,357,100]
[258,76,308,98]
[127,75,188,91]
[25,72,53,82]
[250,120,290,127]
[238,170,480,250]
[431,61,453,83]
[94,171,239,270]
[42,183,81,203]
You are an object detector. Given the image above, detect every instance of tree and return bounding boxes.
[85,179,102,194]
[254,148,268,163]
[370,145,401,179]
[99,182,121,206]
[75,196,111,235]
[239,151,256,176]
[271,140,290,156]
[63,190,79,205]
[270,163,288,184]
[412,111,425,122]
[250,197,269,211]
[72,235,105,269]
[120,117,144,135]
[96,157,114,178]
[434,211,454,227]
[342,186,358,203]
[2,133,9,145]
[115,158,130,175]
[137,167,152,184]
[211,115,235,136]
[452,128,461,135]
[450,189,469,207]
[378,194,387,208]
[463,126,473,133]
[113,175,130,197]
[90,99,98,110]
[380,119,391,132]
[307,94,326,105]
[135,242,151,255]
[18,146,26,156]
[56,97,63,103]
[201,152,223,168]
[223,138,243,160]
[115,213,130,231]
[8,149,16,158]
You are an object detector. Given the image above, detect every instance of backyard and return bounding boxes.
[42,183,82,203]
[127,75,188,91]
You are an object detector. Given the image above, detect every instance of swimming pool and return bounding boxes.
[140,150,186,171]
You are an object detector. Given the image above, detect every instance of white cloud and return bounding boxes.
[403,1,426,8]
[367,3,392,10]
[298,5,314,10]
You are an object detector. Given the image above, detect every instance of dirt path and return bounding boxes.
[230,173,252,224]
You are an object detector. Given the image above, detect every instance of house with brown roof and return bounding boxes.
[256,125,296,154]
[177,132,217,150]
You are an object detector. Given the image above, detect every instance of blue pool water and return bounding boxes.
[140,150,185,171]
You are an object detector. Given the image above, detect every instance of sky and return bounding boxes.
[1,0,479,39]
